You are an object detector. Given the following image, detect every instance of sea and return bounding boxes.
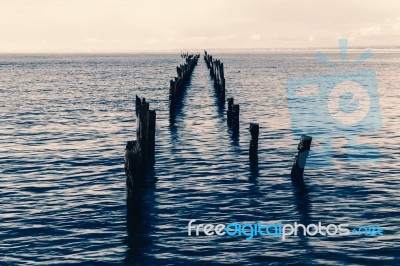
[0,51,399,265]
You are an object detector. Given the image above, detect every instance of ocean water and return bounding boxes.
[0,52,399,265]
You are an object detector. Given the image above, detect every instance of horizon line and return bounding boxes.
[1,45,400,54]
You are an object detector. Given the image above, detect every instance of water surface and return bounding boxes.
[0,52,399,265]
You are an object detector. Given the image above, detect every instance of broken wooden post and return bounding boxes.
[135,95,141,117]
[249,123,259,161]
[291,135,312,183]
[125,96,157,197]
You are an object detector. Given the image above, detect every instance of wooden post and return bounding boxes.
[177,66,182,78]
[232,104,240,134]
[214,60,219,84]
[125,140,143,194]
[210,57,214,76]
[220,63,225,102]
[169,79,176,109]
[125,96,157,196]
[138,99,149,161]
[135,95,141,117]
[249,123,259,160]
[175,77,180,93]
[148,110,156,166]
[227,98,234,126]
[291,135,312,183]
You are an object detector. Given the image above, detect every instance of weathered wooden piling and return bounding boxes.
[291,135,312,183]
[169,79,176,109]
[227,98,234,126]
[125,96,156,198]
[169,54,200,113]
[226,97,240,134]
[204,51,226,103]
[232,104,240,134]
[148,110,156,166]
[249,123,259,160]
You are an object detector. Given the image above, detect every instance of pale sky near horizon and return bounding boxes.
[0,0,399,52]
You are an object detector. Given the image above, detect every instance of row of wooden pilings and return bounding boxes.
[204,51,226,103]
[204,51,253,159]
[125,54,201,199]
[125,51,312,200]
[170,54,200,113]
[204,51,312,184]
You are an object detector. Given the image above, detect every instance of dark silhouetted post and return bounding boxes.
[291,135,312,183]
[249,123,259,160]
[232,104,240,134]
[227,98,234,126]
[125,96,157,197]
[169,79,176,110]
[220,63,225,102]
[148,110,156,166]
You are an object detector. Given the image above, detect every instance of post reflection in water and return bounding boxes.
[124,169,157,263]
[291,177,315,265]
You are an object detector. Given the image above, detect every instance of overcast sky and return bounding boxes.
[0,0,399,52]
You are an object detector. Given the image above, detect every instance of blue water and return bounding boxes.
[0,52,399,265]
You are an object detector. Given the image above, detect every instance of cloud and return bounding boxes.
[351,14,400,40]
[359,26,382,36]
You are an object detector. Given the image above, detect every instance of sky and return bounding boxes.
[0,0,399,52]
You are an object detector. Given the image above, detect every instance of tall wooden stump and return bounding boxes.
[291,135,312,183]
[138,99,149,161]
[249,123,259,161]
[125,96,157,199]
